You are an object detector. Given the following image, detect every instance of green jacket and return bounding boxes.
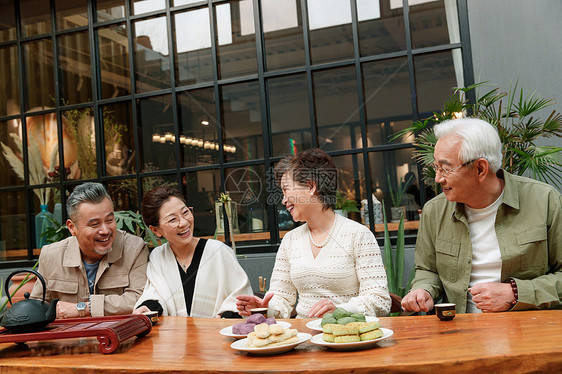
[412,170,562,313]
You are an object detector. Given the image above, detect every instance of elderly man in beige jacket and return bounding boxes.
[31,182,148,318]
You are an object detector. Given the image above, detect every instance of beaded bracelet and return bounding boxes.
[88,294,92,316]
[507,278,518,305]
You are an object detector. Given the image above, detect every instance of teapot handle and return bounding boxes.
[4,268,46,306]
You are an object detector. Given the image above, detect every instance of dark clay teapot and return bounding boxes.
[1,269,58,333]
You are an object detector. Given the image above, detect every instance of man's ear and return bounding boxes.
[475,158,490,181]
[66,219,77,236]
[149,225,162,238]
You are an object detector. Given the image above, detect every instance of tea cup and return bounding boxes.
[435,303,456,321]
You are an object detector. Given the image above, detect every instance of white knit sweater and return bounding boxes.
[267,214,391,318]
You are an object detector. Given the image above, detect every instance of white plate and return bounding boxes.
[305,316,379,332]
[309,328,393,350]
[220,321,292,339]
[230,332,312,355]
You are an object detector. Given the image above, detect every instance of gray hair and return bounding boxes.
[434,118,503,173]
[67,182,112,221]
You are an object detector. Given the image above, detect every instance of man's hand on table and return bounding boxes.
[469,282,515,312]
[401,289,434,313]
[56,301,88,318]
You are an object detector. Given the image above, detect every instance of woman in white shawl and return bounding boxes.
[133,186,252,318]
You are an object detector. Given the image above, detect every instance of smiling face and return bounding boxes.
[150,196,195,250]
[433,136,478,205]
[280,172,317,222]
[67,197,116,263]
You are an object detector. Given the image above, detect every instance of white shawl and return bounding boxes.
[135,239,253,317]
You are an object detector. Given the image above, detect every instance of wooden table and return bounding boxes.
[1,310,561,373]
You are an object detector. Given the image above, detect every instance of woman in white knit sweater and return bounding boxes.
[236,148,391,318]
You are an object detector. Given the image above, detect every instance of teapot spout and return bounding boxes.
[46,298,59,323]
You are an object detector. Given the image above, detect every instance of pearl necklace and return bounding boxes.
[308,213,337,248]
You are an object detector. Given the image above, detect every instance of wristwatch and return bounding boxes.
[76,302,87,317]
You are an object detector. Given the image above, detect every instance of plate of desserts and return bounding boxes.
[220,313,291,339]
[305,308,378,332]
[310,327,394,351]
[230,323,311,355]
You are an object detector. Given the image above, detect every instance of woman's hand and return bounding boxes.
[307,299,336,318]
[133,305,151,315]
[236,293,274,316]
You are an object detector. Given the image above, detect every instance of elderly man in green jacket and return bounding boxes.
[401,118,562,314]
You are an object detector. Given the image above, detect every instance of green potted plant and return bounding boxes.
[387,174,413,222]
[335,190,360,218]
[392,81,562,190]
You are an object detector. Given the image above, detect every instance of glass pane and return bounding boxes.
[107,178,139,211]
[142,173,177,194]
[58,31,92,105]
[362,58,413,146]
[96,0,126,22]
[0,119,24,188]
[174,8,213,85]
[0,1,16,42]
[307,0,354,64]
[358,0,406,56]
[268,74,312,157]
[173,0,202,6]
[369,148,421,236]
[182,169,220,237]
[224,164,270,243]
[333,153,364,225]
[62,107,97,180]
[98,23,131,99]
[262,0,305,71]
[0,45,20,117]
[24,113,65,185]
[132,0,165,15]
[215,0,258,79]
[20,0,51,37]
[102,101,136,176]
[138,94,176,172]
[55,0,88,30]
[313,66,359,151]
[23,39,55,111]
[366,119,414,150]
[133,16,171,93]
[0,190,28,260]
[408,0,460,49]
[414,50,459,113]
[220,81,262,162]
[177,88,219,167]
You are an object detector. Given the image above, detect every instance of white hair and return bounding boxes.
[434,118,503,172]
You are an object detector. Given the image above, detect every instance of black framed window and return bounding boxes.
[0,0,472,265]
